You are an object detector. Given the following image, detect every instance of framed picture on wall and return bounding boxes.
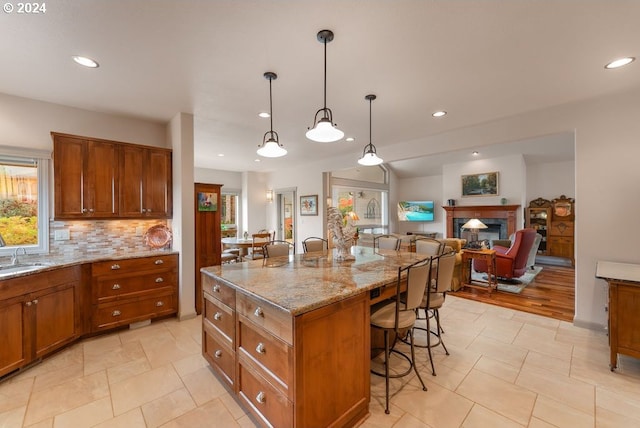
[197,192,218,211]
[300,195,318,216]
[461,171,499,197]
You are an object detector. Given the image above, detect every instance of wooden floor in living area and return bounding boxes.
[450,263,575,322]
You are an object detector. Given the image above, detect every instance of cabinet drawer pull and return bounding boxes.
[82,208,88,213]
[214,350,223,359]
[154,259,164,265]
[155,277,164,283]
[111,264,121,270]
[256,343,266,354]
[156,301,164,307]
[214,312,222,321]
[141,208,147,213]
[88,208,94,213]
[213,284,221,293]
[32,299,38,305]
[254,307,264,317]
[25,301,32,307]
[112,310,121,316]
[112,284,121,290]
[256,391,266,404]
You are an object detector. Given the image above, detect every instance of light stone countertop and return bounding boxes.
[201,245,430,315]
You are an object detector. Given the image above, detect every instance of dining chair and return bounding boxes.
[243,232,271,261]
[414,237,445,256]
[373,234,401,251]
[302,237,328,253]
[370,257,431,414]
[263,240,294,266]
[415,250,456,376]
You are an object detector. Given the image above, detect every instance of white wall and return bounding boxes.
[526,160,576,201]
[394,175,444,237]
[194,168,242,190]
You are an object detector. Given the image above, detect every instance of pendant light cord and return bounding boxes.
[323,38,327,111]
[369,97,372,146]
[269,77,274,132]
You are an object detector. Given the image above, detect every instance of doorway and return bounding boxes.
[277,189,296,244]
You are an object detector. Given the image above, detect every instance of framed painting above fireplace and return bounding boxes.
[462,171,499,197]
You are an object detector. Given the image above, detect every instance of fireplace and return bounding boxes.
[443,205,520,239]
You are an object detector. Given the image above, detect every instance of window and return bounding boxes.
[0,152,49,255]
[221,191,239,237]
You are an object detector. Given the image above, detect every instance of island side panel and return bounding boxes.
[294,291,370,428]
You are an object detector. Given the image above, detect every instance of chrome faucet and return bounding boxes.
[11,247,27,265]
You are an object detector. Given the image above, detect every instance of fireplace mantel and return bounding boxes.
[443,205,520,238]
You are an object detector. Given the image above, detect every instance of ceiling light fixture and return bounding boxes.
[605,57,635,69]
[432,110,447,117]
[306,29,344,143]
[72,55,99,68]
[258,112,270,118]
[358,94,383,166]
[257,72,287,158]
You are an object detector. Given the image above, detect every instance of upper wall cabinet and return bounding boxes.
[119,145,172,218]
[52,132,172,220]
[53,134,120,219]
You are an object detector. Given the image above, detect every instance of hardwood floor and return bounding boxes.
[450,263,575,322]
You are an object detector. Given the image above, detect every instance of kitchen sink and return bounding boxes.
[0,262,54,278]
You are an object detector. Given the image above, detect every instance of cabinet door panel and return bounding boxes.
[0,299,26,377]
[53,136,85,218]
[85,141,119,217]
[119,145,145,217]
[145,150,172,217]
[34,285,79,358]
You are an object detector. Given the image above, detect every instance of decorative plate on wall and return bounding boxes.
[144,224,172,249]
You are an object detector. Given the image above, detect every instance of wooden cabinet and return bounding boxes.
[120,145,172,218]
[606,279,640,370]
[0,266,81,378]
[91,254,178,332]
[548,195,575,264]
[525,205,550,255]
[52,132,172,220]
[53,134,119,219]
[195,183,222,314]
[201,272,370,428]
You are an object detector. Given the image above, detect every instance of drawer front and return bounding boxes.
[238,320,293,392]
[96,272,177,300]
[92,254,178,276]
[93,292,176,331]
[203,293,235,345]
[239,363,292,428]
[203,329,235,388]
[202,275,236,308]
[549,221,574,237]
[237,292,292,345]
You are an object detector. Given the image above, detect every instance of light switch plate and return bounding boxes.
[54,229,70,241]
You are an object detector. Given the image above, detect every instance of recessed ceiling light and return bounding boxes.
[605,57,635,69]
[258,112,270,118]
[72,55,99,68]
[346,137,355,142]
[432,111,447,118]
[254,159,261,162]
[217,153,224,157]
[472,151,479,156]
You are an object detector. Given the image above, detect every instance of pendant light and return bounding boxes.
[257,72,287,158]
[306,29,344,143]
[358,94,383,166]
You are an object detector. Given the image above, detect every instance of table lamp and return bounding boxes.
[461,218,487,243]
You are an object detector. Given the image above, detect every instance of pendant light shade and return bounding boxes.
[257,72,287,158]
[306,30,344,143]
[358,94,383,166]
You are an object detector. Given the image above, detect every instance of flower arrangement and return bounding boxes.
[327,206,357,260]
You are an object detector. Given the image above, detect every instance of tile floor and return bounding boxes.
[2,296,640,427]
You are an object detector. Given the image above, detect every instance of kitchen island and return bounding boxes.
[200,246,427,428]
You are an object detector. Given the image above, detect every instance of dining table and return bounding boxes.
[221,237,254,257]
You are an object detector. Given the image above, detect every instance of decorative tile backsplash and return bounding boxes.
[49,219,171,259]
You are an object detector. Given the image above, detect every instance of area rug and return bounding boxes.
[469,265,543,294]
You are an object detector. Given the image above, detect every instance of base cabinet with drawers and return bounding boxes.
[91,254,178,332]
[0,266,81,378]
[202,274,370,428]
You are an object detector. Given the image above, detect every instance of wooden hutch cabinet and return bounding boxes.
[548,195,575,265]
[525,198,551,255]
[52,132,172,220]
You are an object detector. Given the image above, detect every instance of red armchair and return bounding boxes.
[473,228,537,280]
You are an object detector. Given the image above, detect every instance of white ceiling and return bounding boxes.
[1,1,637,178]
